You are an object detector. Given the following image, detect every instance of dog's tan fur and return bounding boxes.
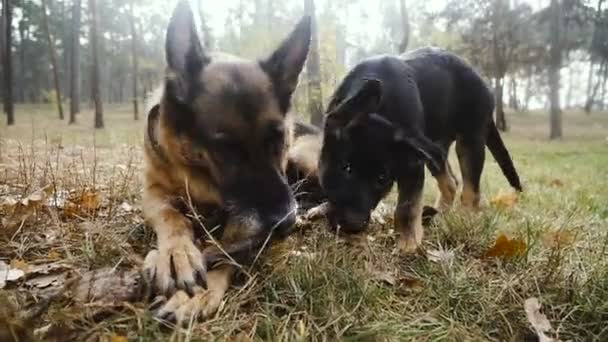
[142,2,311,324]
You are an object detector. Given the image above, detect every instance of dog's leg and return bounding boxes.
[156,264,235,325]
[434,160,458,210]
[394,163,425,254]
[142,184,206,295]
[455,138,485,208]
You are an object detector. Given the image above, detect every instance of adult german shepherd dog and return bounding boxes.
[317,47,522,253]
[142,1,311,323]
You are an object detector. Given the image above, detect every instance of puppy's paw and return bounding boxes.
[155,287,223,326]
[304,202,330,221]
[144,235,206,296]
[397,235,421,255]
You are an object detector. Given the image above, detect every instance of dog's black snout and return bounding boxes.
[334,208,370,233]
[267,207,297,239]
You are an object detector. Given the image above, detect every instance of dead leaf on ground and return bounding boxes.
[370,269,397,286]
[490,192,518,209]
[484,234,527,260]
[0,260,25,288]
[541,230,574,249]
[549,179,564,187]
[79,189,101,211]
[70,268,143,303]
[26,273,68,289]
[400,275,424,291]
[10,259,30,273]
[108,334,128,342]
[524,297,559,342]
[427,245,456,267]
[119,202,133,212]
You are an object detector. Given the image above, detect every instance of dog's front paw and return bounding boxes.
[144,235,206,296]
[304,202,331,221]
[155,287,223,325]
[397,234,422,255]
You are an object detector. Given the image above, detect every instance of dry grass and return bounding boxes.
[1,104,607,341]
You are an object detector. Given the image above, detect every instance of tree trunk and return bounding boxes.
[601,65,608,111]
[508,76,519,111]
[304,0,323,127]
[549,0,562,139]
[198,0,213,49]
[129,0,139,120]
[41,0,65,120]
[2,0,14,125]
[491,1,507,131]
[398,0,409,53]
[90,0,104,129]
[566,63,574,109]
[69,0,82,124]
[585,59,594,113]
[495,77,507,131]
[524,72,532,111]
[17,24,23,103]
[585,62,604,113]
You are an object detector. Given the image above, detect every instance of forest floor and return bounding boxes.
[1,104,607,341]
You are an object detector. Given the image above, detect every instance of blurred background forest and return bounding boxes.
[1,0,607,139]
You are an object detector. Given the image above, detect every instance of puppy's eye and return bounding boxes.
[342,162,352,174]
[266,129,285,156]
[377,173,388,185]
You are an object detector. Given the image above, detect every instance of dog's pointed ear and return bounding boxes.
[165,1,210,104]
[325,78,383,128]
[261,16,312,112]
[393,131,446,175]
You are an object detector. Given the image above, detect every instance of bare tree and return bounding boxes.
[398,0,410,53]
[304,0,323,127]
[90,0,104,129]
[129,0,139,120]
[41,0,64,120]
[69,0,82,124]
[549,0,562,139]
[2,0,14,125]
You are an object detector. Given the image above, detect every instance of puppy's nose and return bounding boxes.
[336,210,370,233]
[267,208,297,240]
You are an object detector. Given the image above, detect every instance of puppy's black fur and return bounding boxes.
[318,47,522,251]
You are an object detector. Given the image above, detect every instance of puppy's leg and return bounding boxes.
[142,184,206,295]
[156,264,235,325]
[394,163,425,254]
[434,160,458,210]
[455,137,485,209]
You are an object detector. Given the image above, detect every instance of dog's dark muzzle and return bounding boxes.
[327,205,370,234]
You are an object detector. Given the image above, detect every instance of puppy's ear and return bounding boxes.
[261,16,312,113]
[165,1,210,104]
[393,131,445,175]
[325,78,383,129]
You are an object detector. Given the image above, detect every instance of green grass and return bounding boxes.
[1,104,608,341]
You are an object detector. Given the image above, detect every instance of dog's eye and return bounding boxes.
[342,163,352,174]
[377,173,388,185]
[266,129,285,156]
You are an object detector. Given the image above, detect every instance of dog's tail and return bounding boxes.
[486,121,523,191]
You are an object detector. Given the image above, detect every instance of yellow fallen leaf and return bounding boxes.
[110,335,128,342]
[541,230,574,248]
[10,259,30,273]
[400,276,424,291]
[80,190,101,211]
[490,192,518,209]
[484,234,527,259]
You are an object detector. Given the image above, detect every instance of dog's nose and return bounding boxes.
[334,209,370,234]
[267,207,297,239]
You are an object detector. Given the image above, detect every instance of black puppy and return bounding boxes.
[317,47,522,253]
